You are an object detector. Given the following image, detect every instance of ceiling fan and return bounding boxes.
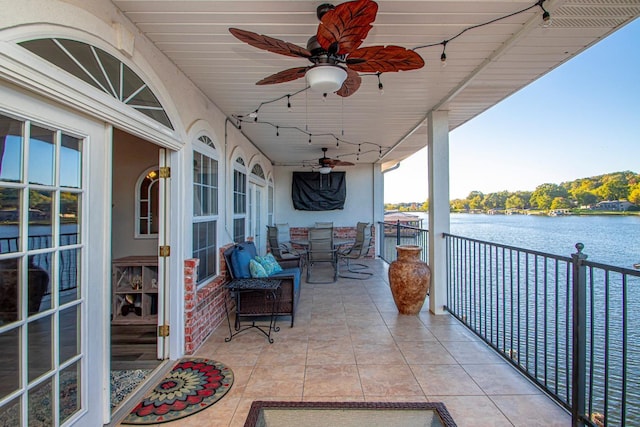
[229,0,424,97]
[314,148,354,174]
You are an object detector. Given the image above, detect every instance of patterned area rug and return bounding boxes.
[111,369,153,409]
[121,358,233,425]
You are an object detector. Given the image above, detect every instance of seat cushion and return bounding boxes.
[249,259,268,278]
[230,246,253,279]
[257,253,283,275]
[270,267,301,291]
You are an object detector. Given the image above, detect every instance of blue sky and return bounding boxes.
[384,17,640,203]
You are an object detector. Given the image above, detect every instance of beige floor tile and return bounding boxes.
[387,324,438,342]
[411,364,484,396]
[397,341,458,365]
[430,395,513,427]
[303,365,363,397]
[353,343,406,365]
[491,394,572,426]
[462,363,540,395]
[306,338,356,365]
[243,365,305,398]
[442,340,507,364]
[428,324,478,342]
[358,364,424,397]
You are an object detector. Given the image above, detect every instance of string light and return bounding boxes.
[231,0,550,160]
[538,0,551,26]
[440,41,447,67]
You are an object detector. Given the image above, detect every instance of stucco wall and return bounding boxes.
[273,164,376,228]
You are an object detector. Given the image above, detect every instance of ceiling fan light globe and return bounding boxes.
[306,65,347,93]
[318,166,333,174]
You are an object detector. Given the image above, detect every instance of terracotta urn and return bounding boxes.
[388,245,431,315]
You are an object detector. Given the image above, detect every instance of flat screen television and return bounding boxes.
[291,171,346,211]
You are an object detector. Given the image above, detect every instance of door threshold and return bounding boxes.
[106,359,175,427]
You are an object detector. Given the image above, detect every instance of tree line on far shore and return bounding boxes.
[385,171,640,212]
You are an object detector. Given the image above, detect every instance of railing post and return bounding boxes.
[396,220,401,246]
[571,243,588,427]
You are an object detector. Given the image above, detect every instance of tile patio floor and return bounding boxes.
[120,259,571,427]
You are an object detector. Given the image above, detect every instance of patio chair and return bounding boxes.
[338,222,374,279]
[314,222,334,229]
[306,227,338,283]
[266,225,305,267]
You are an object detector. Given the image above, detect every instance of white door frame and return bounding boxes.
[0,83,111,426]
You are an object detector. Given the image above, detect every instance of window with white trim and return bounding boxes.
[193,136,218,283]
[233,157,247,243]
[135,167,159,238]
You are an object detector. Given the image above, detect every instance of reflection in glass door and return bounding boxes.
[0,113,83,426]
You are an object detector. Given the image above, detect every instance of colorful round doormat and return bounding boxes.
[121,358,234,425]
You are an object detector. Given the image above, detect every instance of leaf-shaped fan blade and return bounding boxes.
[229,28,311,59]
[256,67,310,85]
[336,68,362,97]
[333,160,355,166]
[347,45,425,73]
[316,0,378,55]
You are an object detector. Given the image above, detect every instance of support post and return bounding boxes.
[427,110,450,315]
[571,243,588,427]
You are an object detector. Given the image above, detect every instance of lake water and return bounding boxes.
[408,213,640,269]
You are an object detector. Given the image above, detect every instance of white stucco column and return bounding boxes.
[427,110,450,315]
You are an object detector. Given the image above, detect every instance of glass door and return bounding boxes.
[0,105,107,426]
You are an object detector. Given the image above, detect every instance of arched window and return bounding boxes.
[136,168,159,238]
[19,38,173,129]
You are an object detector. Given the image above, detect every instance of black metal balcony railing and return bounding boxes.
[0,233,79,293]
[379,220,640,426]
[379,220,429,263]
[444,233,640,427]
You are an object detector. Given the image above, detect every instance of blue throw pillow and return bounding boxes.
[257,253,283,276]
[231,246,252,279]
[249,259,268,278]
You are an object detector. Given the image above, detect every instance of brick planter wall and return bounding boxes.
[183,244,233,354]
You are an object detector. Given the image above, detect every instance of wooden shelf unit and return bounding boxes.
[112,256,158,325]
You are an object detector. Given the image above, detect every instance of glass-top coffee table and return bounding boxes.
[244,401,457,427]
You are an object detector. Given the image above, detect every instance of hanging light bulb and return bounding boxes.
[322,93,328,102]
[276,126,279,137]
[440,41,448,67]
[336,138,339,148]
[308,134,312,145]
[538,1,551,27]
[358,144,361,153]
[377,73,384,95]
[379,146,383,158]
[287,95,292,112]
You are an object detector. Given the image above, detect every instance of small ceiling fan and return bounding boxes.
[229,0,424,97]
[314,148,354,174]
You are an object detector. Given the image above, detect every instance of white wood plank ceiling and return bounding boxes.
[112,0,640,169]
